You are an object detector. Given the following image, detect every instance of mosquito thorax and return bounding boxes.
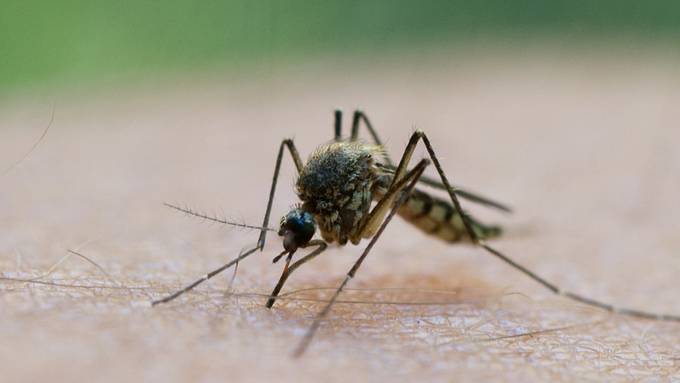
[279,208,316,252]
[295,141,385,244]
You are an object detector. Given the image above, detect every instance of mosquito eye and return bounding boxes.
[280,209,316,247]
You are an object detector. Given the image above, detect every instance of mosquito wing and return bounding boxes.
[378,163,512,213]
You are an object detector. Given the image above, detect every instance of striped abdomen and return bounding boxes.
[397,188,502,243]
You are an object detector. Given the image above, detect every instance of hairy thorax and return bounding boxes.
[296,142,384,245]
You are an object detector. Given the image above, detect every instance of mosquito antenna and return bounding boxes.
[163,202,277,233]
[2,105,55,176]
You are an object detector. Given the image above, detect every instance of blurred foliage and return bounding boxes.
[2,0,680,93]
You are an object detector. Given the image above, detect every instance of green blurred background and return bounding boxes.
[3,0,680,95]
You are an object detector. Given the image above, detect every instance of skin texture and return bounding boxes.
[1,49,680,382]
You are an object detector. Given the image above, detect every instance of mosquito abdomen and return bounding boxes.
[398,188,502,242]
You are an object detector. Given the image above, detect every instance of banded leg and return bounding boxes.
[395,130,680,323]
[153,138,303,306]
[293,158,430,357]
[266,240,328,308]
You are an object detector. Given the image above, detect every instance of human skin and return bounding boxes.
[1,49,679,382]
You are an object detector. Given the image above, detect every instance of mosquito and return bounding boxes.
[153,110,680,357]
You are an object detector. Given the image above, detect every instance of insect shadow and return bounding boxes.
[153,110,679,357]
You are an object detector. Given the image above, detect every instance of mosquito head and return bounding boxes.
[279,208,316,252]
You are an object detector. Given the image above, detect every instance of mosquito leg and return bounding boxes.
[406,130,680,323]
[257,138,304,250]
[378,163,512,213]
[293,158,430,357]
[349,110,394,166]
[344,111,510,212]
[152,245,260,306]
[332,109,393,164]
[266,240,328,308]
[334,109,343,141]
[154,138,304,306]
[354,130,425,239]
[417,173,512,213]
